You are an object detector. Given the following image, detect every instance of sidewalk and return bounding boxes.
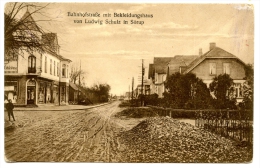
[13,102,110,111]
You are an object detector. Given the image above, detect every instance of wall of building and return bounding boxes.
[190,58,246,80]
[17,52,42,74]
[41,52,60,81]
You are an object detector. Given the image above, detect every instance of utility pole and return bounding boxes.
[141,59,144,106]
[128,85,130,102]
[78,60,81,103]
[131,77,134,105]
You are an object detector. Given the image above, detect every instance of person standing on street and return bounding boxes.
[5,99,15,121]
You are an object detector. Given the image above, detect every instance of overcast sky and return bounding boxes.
[4,2,255,95]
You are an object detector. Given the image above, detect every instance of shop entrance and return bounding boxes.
[27,79,36,105]
[27,86,35,104]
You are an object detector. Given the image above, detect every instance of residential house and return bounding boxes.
[148,56,198,98]
[182,43,247,102]
[4,10,71,106]
[135,81,151,98]
[163,43,247,103]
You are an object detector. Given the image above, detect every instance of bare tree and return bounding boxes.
[70,62,87,85]
[4,2,52,61]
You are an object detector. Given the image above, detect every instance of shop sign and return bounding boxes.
[4,60,18,73]
[4,86,14,91]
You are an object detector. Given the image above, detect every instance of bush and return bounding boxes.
[119,101,131,108]
[115,107,158,118]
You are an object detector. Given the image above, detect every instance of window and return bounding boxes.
[57,63,59,76]
[67,65,69,78]
[45,56,47,73]
[234,83,243,98]
[209,63,216,75]
[62,64,66,77]
[28,55,36,73]
[223,63,230,75]
[54,61,56,76]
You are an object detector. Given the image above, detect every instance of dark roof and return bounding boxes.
[184,46,246,73]
[154,57,176,65]
[168,55,198,75]
[148,57,176,76]
[154,64,168,74]
[69,82,78,90]
[19,10,42,32]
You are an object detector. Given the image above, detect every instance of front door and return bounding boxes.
[27,86,35,104]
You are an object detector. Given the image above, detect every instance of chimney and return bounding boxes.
[199,48,203,56]
[209,42,216,50]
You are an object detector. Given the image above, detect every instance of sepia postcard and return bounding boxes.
[2,1,259,167]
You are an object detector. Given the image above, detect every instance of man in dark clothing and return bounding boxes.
[5,99,15,121]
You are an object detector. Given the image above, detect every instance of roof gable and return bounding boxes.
[184,46,245,73]
[204,47,236,58]
[19,10,42,32]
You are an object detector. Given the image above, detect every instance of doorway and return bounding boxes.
[27,86,35,104]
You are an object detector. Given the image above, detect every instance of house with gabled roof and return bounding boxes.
[182,42,247,102]
[149,42,247,102]
[148,56,198,98]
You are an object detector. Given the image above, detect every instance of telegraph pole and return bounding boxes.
[141,59,144,106]
[131,77,134,104]
[128,85,130,102]
[78,60,81,103]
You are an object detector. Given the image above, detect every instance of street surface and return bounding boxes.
[4,101,143,162]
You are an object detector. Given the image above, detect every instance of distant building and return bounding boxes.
[148,56,198,98]
[135,81,151,98]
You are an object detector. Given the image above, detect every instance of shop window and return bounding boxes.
[209,63,216,75]
[62,64,66,78]
[28,55,36,73]
[5,81,18,103]
[38,83,45,103]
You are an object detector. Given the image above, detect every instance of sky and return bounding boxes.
[3,2,255,96]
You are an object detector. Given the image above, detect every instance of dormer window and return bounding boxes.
[28,55,36,73]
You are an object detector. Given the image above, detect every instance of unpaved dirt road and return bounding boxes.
[4,101,141,162]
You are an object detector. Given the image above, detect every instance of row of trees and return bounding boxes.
[144,64,253,110]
